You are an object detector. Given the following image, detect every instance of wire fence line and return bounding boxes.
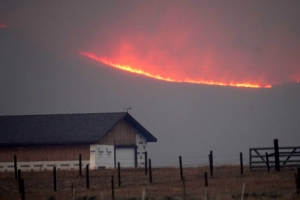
[149,154,244,167]
[0,163,298,200]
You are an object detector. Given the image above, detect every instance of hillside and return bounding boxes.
[1,28,300,165]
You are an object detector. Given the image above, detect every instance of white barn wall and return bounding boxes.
[90,145,114,169]
[136,131,147,167]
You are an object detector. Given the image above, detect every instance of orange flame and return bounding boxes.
[80,52,272,88]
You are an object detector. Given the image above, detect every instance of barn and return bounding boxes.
[0,112,157,171]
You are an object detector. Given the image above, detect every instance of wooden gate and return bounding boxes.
[249,146,300,170]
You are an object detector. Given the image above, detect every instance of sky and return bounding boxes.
[1,1,300,166]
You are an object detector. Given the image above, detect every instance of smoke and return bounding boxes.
[1,1,299,86]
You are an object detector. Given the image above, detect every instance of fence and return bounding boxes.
[0,159,299,200]
[249,146,300,170]
[1,152,300,199]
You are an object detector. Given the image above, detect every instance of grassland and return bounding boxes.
[0,165,298,200]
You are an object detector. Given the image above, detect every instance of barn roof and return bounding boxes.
[0,112,157,146]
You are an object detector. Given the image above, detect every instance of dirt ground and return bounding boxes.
[0,165,298,200]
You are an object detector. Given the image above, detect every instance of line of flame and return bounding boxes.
[80,52,272,88]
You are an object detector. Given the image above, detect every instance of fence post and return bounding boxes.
[118,162,121,187]
[14,155,17,180]
[204,172,208,187]
[79,154,82,177]
[240,152,243,175]
[295,173,299,197]
[209,151,213,177]
[53,166,57,191]
[266,153,270,173]
[274,139,280,171]
[111,175,115,200]
[298,168,300,191]
[149,159,152,183]
[142,187,146,200]
[241,183,245,200]
[20,178,25,200]
[179,156,184,181]
[86,165,89,189]
[145,151,148,175]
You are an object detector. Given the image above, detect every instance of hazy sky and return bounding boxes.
[1,1,300,166]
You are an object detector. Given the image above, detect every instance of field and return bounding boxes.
[0,165,298,200]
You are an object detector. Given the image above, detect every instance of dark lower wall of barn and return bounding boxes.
[0,144,90,162]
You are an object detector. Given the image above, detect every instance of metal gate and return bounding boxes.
[249,146,300,170]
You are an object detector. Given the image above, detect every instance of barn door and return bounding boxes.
[115,147,136,167]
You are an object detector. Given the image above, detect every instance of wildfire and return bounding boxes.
[80,52,272,88]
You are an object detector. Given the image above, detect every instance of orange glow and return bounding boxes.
[294,75,300,83]
[0,23,5,29]
[81,52,271,88]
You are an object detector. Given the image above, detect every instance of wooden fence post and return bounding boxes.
[145,151,148,175]
[53,166,57,191]
[111,175,115,200]
[179,156,184,181]
[79,154,82,177]
[298,168,300,191]
[20,178,25,200]
[118,162,121,187]
[86,165,89,189]
[204,172,208,187]
[240,152,243,175]
[14,155,17,180]
[274,139,280,171]
[209,151,213,177]
[149,159,152,183]
[295,173,299,197]
[295,169,300,197]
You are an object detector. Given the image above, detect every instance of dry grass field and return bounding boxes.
[0,165,298,200]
